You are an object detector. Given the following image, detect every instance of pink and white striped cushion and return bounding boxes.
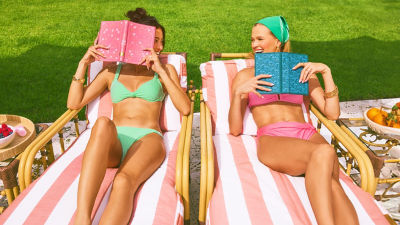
[206,134,389,225]
[87,54,187,132]
[0,54,187,224]
[0,130,183,225]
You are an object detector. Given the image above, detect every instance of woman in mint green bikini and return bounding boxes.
[67,8,190,225]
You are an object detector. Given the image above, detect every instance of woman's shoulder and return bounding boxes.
[236,67,254,79]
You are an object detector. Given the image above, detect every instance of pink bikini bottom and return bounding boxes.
[257,121,317,140]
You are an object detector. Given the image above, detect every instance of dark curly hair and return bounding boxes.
[125,8,165,45]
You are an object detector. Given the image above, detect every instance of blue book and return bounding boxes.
[255,52,309,95]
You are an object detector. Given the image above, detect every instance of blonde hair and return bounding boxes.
[281,40,291,52]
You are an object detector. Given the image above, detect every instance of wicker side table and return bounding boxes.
[0,115,36,212]
[0,158,20,206]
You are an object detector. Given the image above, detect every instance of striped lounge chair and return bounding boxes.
[198,53,395,225]
[0,53,192,225]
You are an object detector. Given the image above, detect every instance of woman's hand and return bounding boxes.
[139,48,164,74]
[79,45,108,65]
[293,62,331,83]
[235,74,273,98]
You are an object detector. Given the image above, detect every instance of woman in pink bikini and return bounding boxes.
[229,16,359,225]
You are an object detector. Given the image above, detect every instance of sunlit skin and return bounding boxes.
[228,24,359,225]
[68,27,190,225]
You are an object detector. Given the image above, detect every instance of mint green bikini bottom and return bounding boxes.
[116,126,162,162]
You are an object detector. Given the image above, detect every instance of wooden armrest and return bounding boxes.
[198,90,215,224]
[210,52,252,61]
[175,90,195,222]
[310,104,376,194]
[18,108,82,191]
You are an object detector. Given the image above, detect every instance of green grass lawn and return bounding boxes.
[1,0,399,122]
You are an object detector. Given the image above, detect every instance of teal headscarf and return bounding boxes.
[256,16,289,43]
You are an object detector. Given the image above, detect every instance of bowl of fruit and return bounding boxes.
[364,102,400,139]
[0,123,16,149]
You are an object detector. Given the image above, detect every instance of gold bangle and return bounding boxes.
[72,75,85,84]
[324,85,338,98]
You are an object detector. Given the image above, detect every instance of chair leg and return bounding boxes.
[74,116,80,137]
[58,131,65,154]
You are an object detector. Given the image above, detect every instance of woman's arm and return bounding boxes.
[141,49,190,115]
[67,45,110,110]
[159,64,191,115]
[294,62,340,120]
[228,69,272,136]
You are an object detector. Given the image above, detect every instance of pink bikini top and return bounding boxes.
[248,92,303,108]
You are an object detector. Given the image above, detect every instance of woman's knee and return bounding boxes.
[86,117,117,155]
[113,172,137,191]
[310,144,336,163]
[93,117,114,129]
[91,117,116,137]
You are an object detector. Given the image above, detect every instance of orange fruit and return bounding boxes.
[372,113,387,126]
[367,108,381,120]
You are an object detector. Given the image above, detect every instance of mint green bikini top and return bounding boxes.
[110,64,165,103]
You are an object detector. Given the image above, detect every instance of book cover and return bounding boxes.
[255,52,309,95]
[96,20,155,65]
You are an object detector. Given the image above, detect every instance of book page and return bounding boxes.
[124,22,155,65]
[97,21,125,62]
[286,53,308,95]
[255,53,282,94]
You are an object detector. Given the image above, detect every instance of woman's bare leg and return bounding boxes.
[309,134,359,225]
[99,133,166,225]
[74,117,122,225]
[257,132,358,225]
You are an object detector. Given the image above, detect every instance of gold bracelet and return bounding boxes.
[324,85,338,98]
[72,75,85,84]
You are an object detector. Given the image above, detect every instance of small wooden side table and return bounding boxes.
[0,115,36,211]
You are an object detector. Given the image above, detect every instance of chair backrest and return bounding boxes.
[200,58,312,135]
[86,54,187,132]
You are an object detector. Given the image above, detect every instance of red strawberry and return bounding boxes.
[1,123,6,129]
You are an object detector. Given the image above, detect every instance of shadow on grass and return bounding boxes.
[0,44,86,122]
[1,36,399,122]
[291,36,400,101]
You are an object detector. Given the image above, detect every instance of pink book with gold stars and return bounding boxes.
[96,20,155,65]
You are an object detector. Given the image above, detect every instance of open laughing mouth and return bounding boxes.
[254,48,263,53]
